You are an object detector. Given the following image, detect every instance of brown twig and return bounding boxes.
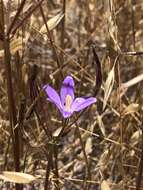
[44,144,54,190]
[53,145,60,190]
[74,120,91,190]
[2,2,21,188]
[37,0,63,79]
[60,0,66,50]
[7,0,27,36]
[11,0,44,37]
[92,46,102,96]
[4,36,19,168]
[136,96,143,190]
[130,0,136,50]
[136,131,143,190]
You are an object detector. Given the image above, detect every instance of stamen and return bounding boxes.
[65,94,72,111]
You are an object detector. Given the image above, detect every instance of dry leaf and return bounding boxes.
[0,171,36,184]
[40,12,64,33]
[53,127,63,137]
[123,103,139,116]
[103,65,115,110]
[101,180,111,190]
[130,130,142,145]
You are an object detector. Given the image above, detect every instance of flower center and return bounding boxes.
[65,94,72,112]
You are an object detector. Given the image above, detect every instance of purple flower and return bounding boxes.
[43,76,96,118]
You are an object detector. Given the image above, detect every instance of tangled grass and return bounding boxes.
[0,0,143,189]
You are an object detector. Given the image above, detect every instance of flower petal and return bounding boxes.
[71,97,96,112]
[43,85,62,110]
[60,76,75,106]
[61,110,73,118]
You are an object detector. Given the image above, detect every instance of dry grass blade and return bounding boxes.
[103,64,115,110]
[106,3,120,52]
[122,74,143,89]
[85,137,92,155]
[97,115,106,136]
[97,150,109,168]
[22,2,33,14]
[10,3,33,18]
[0,1,143,190]
[0,50,4,58]
[40,12,64,33]
[0,171,36,184]
[101,180,111,190]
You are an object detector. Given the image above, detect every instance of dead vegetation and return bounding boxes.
[0,0,143,190]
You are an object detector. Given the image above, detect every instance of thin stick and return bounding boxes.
[4,34,19,168]
[130,0,136,50]
[136,131,143,190]
[7,0,27,36]
[53,145,60,190]
[117,57,125,190]
[52,119,68,189]
[11,0,44,37]
[3,8,21,190]
[61,0,66,49]
[44,144,54,190]
[75,120,91,190]
[136,92,143,190]
[37,0,63,79]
